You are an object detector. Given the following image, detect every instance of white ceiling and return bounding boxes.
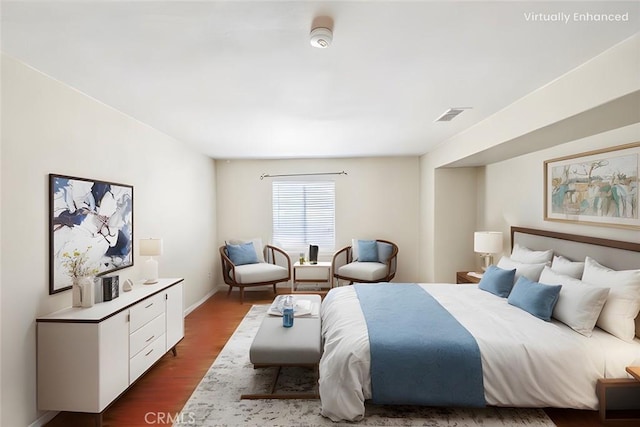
[2,1,639,159]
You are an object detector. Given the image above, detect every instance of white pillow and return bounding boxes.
[511,244,554,264]
[539,266,609,336]
[497,256,547,283]
[351,238,359,260]
[228,238,265,263]
[582,256,640,342]
[551,255,585,279]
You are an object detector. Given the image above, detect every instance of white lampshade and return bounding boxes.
[139,238,163,257]
[474,231,503,254]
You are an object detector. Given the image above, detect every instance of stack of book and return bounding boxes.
[268,295,318,317]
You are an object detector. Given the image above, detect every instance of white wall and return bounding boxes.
[481,123,640,249]
[215,157,420,283]
[1,55,218,427]
[0,50,3,427]
[433,168,479,282]
[419,157,482,282]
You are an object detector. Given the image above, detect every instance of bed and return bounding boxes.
[318,227,640,422]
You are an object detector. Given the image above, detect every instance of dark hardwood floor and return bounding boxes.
[46,288,605,427]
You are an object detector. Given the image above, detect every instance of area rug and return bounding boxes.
[176,305,556,427]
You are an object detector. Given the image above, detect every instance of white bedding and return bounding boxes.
[319,284,640,422]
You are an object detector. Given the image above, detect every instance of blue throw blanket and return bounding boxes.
[354,284,485,407]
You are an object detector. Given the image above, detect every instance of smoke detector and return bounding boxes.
[310,27,333,48]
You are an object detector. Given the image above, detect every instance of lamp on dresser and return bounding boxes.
[474,231,503,271]
[140,238,163,284]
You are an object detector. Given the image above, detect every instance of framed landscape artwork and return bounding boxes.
[544,142,639,230]
[49,174,134,294]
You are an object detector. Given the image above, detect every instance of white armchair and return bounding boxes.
[332,239,398,285]
[220,239,291,303]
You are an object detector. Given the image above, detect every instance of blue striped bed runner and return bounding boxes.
[354,283,485,407]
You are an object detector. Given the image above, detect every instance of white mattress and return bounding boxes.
[319,284,640,422]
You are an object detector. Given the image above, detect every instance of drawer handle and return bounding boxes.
[145,335,155,343]
[145,348,154,357]
[145,303,154,309]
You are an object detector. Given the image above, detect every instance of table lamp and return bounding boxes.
[474,231,503,271]
[140,238,163,284]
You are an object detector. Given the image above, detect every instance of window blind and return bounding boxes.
[272,180,335,252]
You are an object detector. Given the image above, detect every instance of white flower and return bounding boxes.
[61,247,99,279]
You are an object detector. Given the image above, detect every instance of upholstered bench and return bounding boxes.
[241,294,322,399]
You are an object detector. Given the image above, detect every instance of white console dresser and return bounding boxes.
[37,278,184,421]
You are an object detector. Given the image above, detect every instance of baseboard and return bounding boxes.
[184,286,224,316]
[29,411,58,427]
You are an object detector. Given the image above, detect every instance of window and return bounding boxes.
[272,180,335,252]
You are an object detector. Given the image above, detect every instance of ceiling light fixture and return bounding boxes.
[310,27,333,48]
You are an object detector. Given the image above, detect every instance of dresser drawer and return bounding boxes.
[130,313,166,358]
[130,293,164,333]
[130,333,166,383]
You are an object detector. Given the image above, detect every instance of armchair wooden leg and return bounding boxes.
[240,287,245,304]
[273,284,277,294]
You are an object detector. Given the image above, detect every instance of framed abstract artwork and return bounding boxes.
[544,142,639,230]
[49,174,134,294]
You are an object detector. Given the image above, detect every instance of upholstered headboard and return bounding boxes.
[511,227,640,271]
[511,226,640,337]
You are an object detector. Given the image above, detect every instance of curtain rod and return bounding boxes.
[260,171,348,180]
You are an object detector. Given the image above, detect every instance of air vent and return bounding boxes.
[434,107,472,122]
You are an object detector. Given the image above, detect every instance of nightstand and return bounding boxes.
[596,372,640,424]
[292,261,332,293]
[456,271,482,284]
[626,366,640,381]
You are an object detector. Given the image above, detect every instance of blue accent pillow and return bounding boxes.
[507,276,562,321]
[226,242,259,266]
[358,240,379,262]
[377,241,394,263]
[478,265,516,298]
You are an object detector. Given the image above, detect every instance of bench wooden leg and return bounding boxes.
[241,365,319,400]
